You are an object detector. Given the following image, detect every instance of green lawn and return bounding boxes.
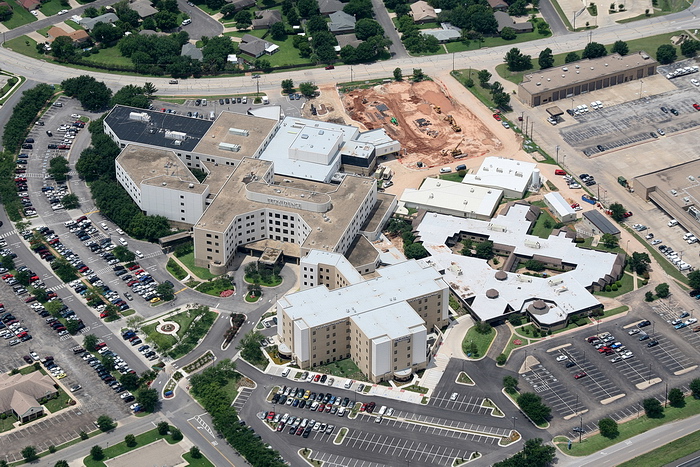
[170,310,198,339]
[0,413,16,432]
[451,70,498,109]
[84,427,180,467]
[593,272,635,298]
[462,326,495,358]
[4,36,44,60]
[221,377,239,403]
[439,172,466,182]
[167,258,187,280]
[44,386,72,413]
[177,252,217,280]
[531,210,557,238]
[316,359,367,382]
[37,26,52,37]
[618,0,692,22]
[265,35,312,67]
[557,395,700,456]
[578,236,626,256]
[446,29,551,53]
[195,277,234,296]
[40,0,71,17]
[495,32,678,84]
[1,0,37,29]
[617,429,700,467]
[183,451,216,467]
[64,19,83,29]
[142,322,178,351]
[223,28,267,38]
[82,46,134,68]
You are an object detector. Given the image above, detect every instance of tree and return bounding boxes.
[504,47,532,72]
[475,321,492,334]
[234,9,252,29]
[645,291,655,302]
[393,67,402,81]
[21,446,37,462]
[137,388,159,412]
[689,270,700,290]
[517,392,551,424]
[90,445,105,461]
[477,69,491,87]
[281,79,294,93]
[61,75,112,111]
[628,252,651,275]
[500,27,516,40]
[125,434,137,447]
[157,421,170,435]
[84,334,99,351]
[582,41,607,59]
[668,387,685,407]
[0,3,11,21]
[404,242,428,259]
[113,245,135,262]
[601,233,619,249]
[681,39,700,57]
[237,330,266,364]
[343,0,373,19]
[66,319,83,335]
[690,378,700,399]
[503,375,518,393]
[120,372,141,390]
[538,47,554,69]
[565,51,580,63]
[508,0,527,15]
[61,193,80,209]
[355,18,384,40]
[51,35,77,61]
[155,10,178,30]
[655,282,670,298]
[269,21,286,40]
[609,202,626,222]
[299,82,318,97]
[96,415,115,431]
[171,427,183,440]
[524,259,545,271]
[54,461,69,467]
[475,240,494,259]
[156,282,175,301]
[92,22,124,43]
[190,446,202,459]
[598,418,619,438]
[493,438,555,467]
[656,44,677,64]
[611,40,629,55]
[49,156,70,182]
[297,0,319,17]
[643,397,663,418]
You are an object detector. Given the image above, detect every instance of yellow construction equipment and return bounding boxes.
[434,105,442,114]
[444,114,454,124]
[450,138,464,156]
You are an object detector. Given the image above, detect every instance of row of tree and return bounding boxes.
[190,360,286,466]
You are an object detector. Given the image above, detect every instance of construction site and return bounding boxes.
[307,80,503,168]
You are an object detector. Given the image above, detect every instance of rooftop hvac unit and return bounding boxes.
[555,286,568,294]
[524,239,541,249]
[548,278,564,287]
[488,223,507,232]
[128,112,150,122]
[165,130,187,140]
[515,274,533,283]
[218,142,241,152]
[496,167,503,173]
[174,140,182,146]
[229,127,249,137]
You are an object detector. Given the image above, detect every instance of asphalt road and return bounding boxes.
[0,78,37,150]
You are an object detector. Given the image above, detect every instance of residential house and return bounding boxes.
[410,0,437,23]
[18,0,39,10]
[224,0,255,10]
[0,372,57,423]
[80,13,119,30]
[319,0,344,15]
[421,28,460,43]
[336,33,362,49]
[47,26,90,44]
[129,0,158,18]
[494,11,533,33]
[238,34,279,58]
[487,0,508,11]
[328,10,355,34]
[0,2,12,12]
[252,9,282,29]
[181,42,203,60]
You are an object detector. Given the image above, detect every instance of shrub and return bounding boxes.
[496,353,507,365]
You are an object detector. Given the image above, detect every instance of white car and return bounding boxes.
[450,392,458,401]
[135,250,144,258]
[556,355,568,362]
[685,318,698,325]
[692,78,700,86]
[58,9,68,14]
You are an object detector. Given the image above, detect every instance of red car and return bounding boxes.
[314,374,321,382]
[95,342,107,349]
[128,264,140,271]
[24,296,36,303]
[694,103,700,111]
[266,411,275,420]
[492,113,501,121]
[623,211,633,218]
[325,65,334,70]
[598,346,611,353]
[574,372,587,379]
[555,169,567,175]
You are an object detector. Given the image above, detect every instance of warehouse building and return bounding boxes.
[398,178,503,220]
[544,192,577,223]
[461,156,538,198]
[518,52,657,107]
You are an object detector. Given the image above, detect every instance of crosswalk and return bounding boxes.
[0,230,18,239]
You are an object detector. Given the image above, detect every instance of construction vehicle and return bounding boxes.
[451,123,461,132]
[390,117,398,126]
[450,138,464,157]
[434,105,442,114]
[444,114,461,132]
[617,176,634,192]
[444,115,454,124]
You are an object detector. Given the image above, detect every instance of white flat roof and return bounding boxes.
[544,192,576,217]
[258,116,359,182]
[352,302,426,342]
[303,250,363,285]
[400,178,503,218]
[462,156,536,194]
[416,207,619,324]
[279,259,445,329]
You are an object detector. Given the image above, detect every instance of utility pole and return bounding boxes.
[252,74,261,96]
[556,145,559,164]
[579,415,583,443]
[665,382,668,407]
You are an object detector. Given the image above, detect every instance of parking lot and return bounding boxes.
[233,387,254,412]
[560,87,700,156]
[550,346,625,403]
[521,362,584,417]
[428,392,492,415]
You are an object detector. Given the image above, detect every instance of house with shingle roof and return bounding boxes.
[252,9,282,29]
[181,42,203,60]
[238,34,279,57]
[319,0,344,15]
[410,0,437,23]
[0,372,57,423]
[328,10,355,34]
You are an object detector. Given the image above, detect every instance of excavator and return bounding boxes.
[450,137,464,157]
[444,114,461,132]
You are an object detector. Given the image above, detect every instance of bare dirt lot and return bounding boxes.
[308,81,503,168]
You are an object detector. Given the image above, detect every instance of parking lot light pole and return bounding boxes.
[579,415,583,443]
[648,363,652,384]
[665,382,668,407]
[556,145,559,164]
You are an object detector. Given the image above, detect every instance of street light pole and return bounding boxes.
[252,74,260,96]
[556,145,559,164]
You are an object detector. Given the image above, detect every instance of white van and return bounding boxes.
[209,111,215,120]
[439,167,452,173]
[262,96,269,105]
[281,368,290,377]
[201,99,207,106]
[378,406,387,415]
[181,18,191,26]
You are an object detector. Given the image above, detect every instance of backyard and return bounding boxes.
[1,0,37,29]
[530,210,558,238]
